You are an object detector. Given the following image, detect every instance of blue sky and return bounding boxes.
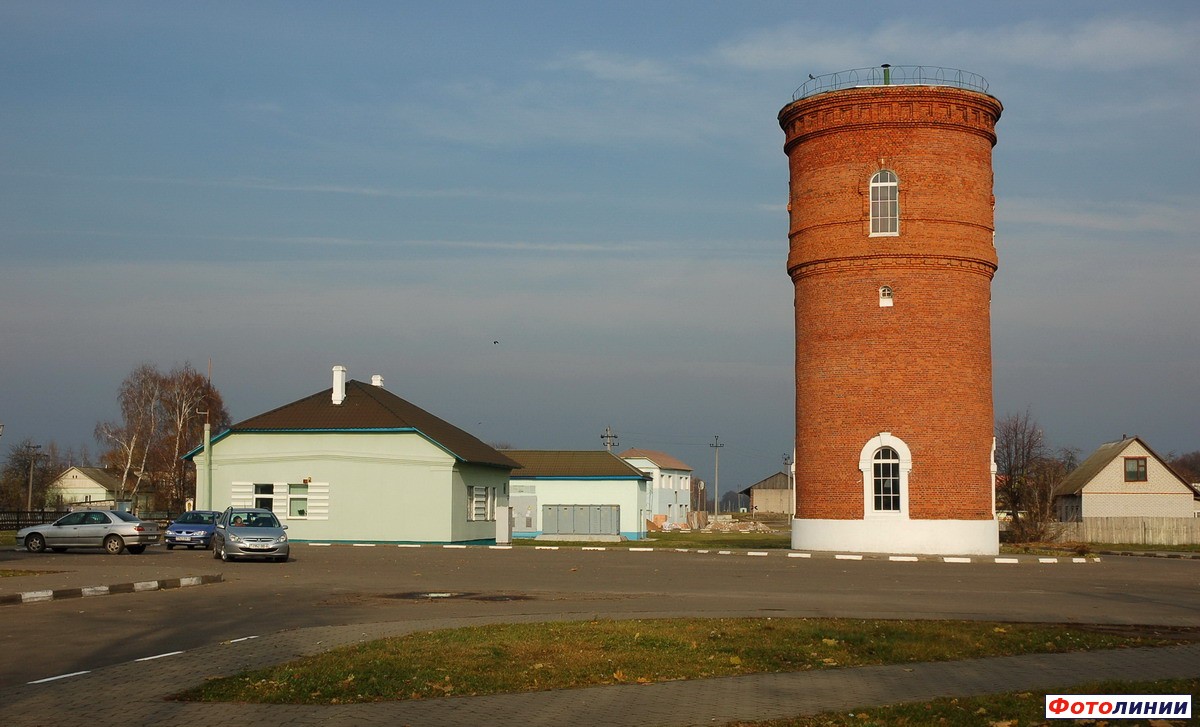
[2,1,1197,491]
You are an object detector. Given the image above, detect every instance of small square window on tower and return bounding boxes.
[879,286,894,307]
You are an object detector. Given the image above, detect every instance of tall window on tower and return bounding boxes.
[872,447,901,511]
[870,170,899,236]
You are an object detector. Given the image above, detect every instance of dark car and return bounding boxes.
[17,510,161,555]
[165,510,221,549]
[211,507,289,562]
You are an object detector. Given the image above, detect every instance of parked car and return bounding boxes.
[165,510,221,550]
[18,510,161,555]
[211,507,289,562]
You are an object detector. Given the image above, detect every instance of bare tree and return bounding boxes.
[95,363,163,506]
[96,362,231,512]
[994,408,1064,542]
[1168,450,1200,484]
[152,364,229,510]
[0,439,69,510]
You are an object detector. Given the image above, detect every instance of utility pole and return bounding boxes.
[600,426,619,452]
[710,436,723,519]
[783,453,794,518]
[26,443,42,512]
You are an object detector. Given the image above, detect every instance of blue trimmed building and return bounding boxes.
[505,450,651,540]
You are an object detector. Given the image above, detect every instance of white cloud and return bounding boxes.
[713,17,1198,74]
[550,51,682,85]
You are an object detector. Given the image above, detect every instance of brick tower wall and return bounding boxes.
[780,85,1002,522]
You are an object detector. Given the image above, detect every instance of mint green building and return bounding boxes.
[186,367,517,544]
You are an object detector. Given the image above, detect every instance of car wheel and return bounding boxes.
[103,534,125,555]
[127,545,146,555]
[25,533,46,553]
[212,540,221,559]
[218,542,232,562]
[166,543,175,550]
[51,547,68,553]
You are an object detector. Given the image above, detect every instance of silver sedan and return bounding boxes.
[17,510,161,555]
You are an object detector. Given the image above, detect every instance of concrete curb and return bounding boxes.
[0,573,223,606]
[301,541,1106,564]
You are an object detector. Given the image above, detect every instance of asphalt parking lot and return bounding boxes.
[4,542,1200,686]
[2,543,1198,725]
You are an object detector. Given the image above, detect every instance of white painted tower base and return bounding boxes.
[792,518,999,556]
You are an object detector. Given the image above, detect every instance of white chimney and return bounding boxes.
[371,374,384,387]
[332,365,347,405]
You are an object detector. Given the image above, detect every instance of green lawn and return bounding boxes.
[175,617,1186,705]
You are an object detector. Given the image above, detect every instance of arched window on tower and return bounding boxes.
[870,170,899,236]
[859,433,911,518]
[873,447,901,512]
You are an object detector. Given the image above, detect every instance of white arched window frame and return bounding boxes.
[870,170,899,236]
[859,432,911,518]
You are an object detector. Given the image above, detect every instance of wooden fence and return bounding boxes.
[1057,517,1200,546]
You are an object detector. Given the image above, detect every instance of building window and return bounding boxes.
[870,170,899,236]
[254,483,274,511]
[879,285,894,307]
[859,433,911,518]
[873,447,902,512]
[1124,457,1148,482]
[288,483,308,518]
[469,486,494,521]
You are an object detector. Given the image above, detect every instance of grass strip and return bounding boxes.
[727,677,1199,726]
[176,618,1183,705]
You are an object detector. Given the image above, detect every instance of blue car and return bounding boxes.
[165,510,221,549]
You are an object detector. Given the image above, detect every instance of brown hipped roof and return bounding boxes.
[506,450,650,479]
[618,448,693,472]
[226,380,518,469]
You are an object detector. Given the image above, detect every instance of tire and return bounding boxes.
[104,534,125,555]
[218,542,232,562]
[212,539,222,559]
[25,533,46,554]
[127,545,146,555]
[166,544,175,550]
[51,547,68,553]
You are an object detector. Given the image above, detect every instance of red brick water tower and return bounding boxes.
[779,65,1002,555]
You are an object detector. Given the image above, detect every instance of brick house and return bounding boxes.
[1054,436,1198,521]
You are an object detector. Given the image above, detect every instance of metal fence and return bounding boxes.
[0,509,181,532]
[0,510,70,532]
[793,65,990,101]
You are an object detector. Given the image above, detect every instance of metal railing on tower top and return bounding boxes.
[792,65,990,101]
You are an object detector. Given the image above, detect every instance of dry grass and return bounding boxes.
[728,677,1199,726]
[176,618,1183,705]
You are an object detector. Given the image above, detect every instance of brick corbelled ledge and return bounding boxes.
[788,254,997,280]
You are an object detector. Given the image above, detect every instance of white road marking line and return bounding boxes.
[136,651,184,662]
[29,671,90,684]
[229,635,260,643]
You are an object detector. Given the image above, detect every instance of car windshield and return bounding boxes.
[230,512,280,528]
[111,511,140,522]
[177,512,215,525]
